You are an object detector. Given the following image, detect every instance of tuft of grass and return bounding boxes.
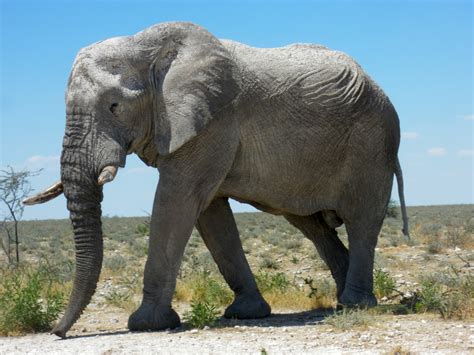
[257,273,335,310]
[426,239,443,254]
[0,264,66,335]
[259,257,280,270]
[374,268,396,300]
[324,308,373,330]
[183,300,220,329]
[104,288,138,313]
[174,270,233,307]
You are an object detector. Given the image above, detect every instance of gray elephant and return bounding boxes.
[24,22,409,338]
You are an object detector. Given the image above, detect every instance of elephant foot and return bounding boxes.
[224,291,271,319]
[128,302,180,331]
[338,287,377,308]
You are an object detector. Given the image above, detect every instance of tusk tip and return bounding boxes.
[97,166,118,186]
[22,198,35,206]
[22,181,64,206]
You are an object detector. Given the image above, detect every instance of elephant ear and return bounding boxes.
[149,24,239,155]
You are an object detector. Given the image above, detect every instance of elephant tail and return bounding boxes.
[395,158,410,238]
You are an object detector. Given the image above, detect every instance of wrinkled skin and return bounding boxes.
[40,22,409,337]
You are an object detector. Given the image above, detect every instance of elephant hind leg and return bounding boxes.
[284,212,349,300]
[339,217,382,307]
[338,169,393,307]
[196,197,271,319]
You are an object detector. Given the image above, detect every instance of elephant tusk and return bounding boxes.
[98,166,118,186]
[23,181,64,205]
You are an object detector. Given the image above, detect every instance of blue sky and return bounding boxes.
[1,0,472,220]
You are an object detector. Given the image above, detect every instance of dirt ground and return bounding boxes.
[1,206,473,354]
[1,307,473,354]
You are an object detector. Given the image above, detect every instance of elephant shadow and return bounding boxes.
[61,308,334,340]
[213,308,334,329]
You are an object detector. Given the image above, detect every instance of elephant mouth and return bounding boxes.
[22,165,118,206]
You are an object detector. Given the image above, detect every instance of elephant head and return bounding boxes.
[23,22,239,337]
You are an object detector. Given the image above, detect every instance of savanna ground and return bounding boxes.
[0,204,473,354]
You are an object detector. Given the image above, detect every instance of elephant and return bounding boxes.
[24,22,409,338]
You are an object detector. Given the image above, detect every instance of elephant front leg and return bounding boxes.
[128,184,199,331]
[196,197,271,319]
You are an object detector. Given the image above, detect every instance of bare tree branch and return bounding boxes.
[0,166,41,264]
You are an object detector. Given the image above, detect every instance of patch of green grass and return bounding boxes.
[0,264,65,335]
[183,300,220,329]
[374,268,396,300]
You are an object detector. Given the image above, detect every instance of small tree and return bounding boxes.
[0,167,40,264]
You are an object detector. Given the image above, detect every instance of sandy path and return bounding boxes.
[1,310,473,354]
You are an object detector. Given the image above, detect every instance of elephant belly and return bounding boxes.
[218,132,347,216]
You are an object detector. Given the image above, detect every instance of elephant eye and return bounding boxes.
[109,103,119,116]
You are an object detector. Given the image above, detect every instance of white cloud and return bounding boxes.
[427,148,446,157]
[461,114,474,121]
[24,155,60,171]
[457,149,474,157]
[401,132,419,140]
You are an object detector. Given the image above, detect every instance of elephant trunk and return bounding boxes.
[52,111,104,338]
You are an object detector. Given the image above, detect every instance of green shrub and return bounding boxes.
[405,270,474,319]
[373,268,396,300]
[183,300,220,329]
[0,265,65,335]
[255,271,290,293]
[136,223,149,237]
[415,279,445,313]
[175,270,233,307]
